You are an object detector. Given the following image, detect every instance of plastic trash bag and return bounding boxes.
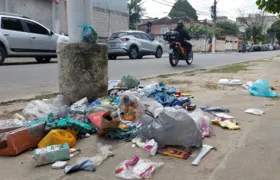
[187,110,212,137]
[78,25,98,43]
[114,155,163,179]
[138,107,202,148]
[121,75,140,89]
[245,108,264,116]
[38,129,77,148]
[76,144,114,167]
[249,79,278,98]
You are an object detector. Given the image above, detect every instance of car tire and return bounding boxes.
[108,55,117,60]
[129,46,138,59]
[137,55,143,59]
[0,46,6,65]
[155,47,163,58]
[35,57,51,63]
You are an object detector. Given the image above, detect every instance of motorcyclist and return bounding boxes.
[174,20,192,56]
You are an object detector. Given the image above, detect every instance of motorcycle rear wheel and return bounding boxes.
[186,51,193,65]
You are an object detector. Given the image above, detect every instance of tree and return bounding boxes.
[237,11,268,43]
[216,21,239,36]
[128,0,145,30]
[269,20,280,43]
[169,0,198,20]
[256,0,280,14]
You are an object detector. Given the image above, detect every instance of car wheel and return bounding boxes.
[155,47,163,58]
[0,46,6,65]
[108,55,117,60]
[137,55,143,59]
[129,46,138,59]
[35,57,51,63]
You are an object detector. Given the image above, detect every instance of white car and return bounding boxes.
[0,12,64,64]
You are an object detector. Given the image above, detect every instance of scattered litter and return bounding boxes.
[65,160,95,174]
[219,79,242,85]
[114,155,164,179]
[249,79,278,98]
[138,107,202,148]
[158,147,190,160]
[52,161,68,169]
[245,108,264,116]
[38,129,77,148]
[192,144,215,166]
[74,97,88,106]
[121,75,140,89]
[33,143,70,167]
[211,118,240,130]
[187,110,212,137]
[76,144,114,167]
[201,106,230,113]
[242,81,253,89]
[133,138,158,156]
[78,25,98,43]
[215,113,234,119]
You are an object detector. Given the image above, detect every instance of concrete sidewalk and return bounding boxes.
[0,57,279,180]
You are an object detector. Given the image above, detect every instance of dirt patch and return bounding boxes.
[161,79,193,85]
[207,64,250,73]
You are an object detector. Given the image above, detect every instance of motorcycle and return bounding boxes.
[163,31,193,67]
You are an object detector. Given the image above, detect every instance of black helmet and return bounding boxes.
[177,20,184,28]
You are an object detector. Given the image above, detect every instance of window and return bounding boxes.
[140,33,152,41]
[1,17,24,32]
[109,32,128,40]
[25,21,49,35]
[132,33,142,39]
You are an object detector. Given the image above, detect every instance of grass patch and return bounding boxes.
[272,96,280,101]
[203,82,219,90]
[157,74,171,79]
[208,64,250,73]
[162,79,193,85]
[34,93,58,100]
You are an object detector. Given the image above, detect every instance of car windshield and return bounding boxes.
[109,32,128,40]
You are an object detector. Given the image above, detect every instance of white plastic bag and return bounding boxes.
[187,110,211,137]
[114,155,163,179]
[245,108,264,116]
[133,138,158,156]
[76,144,114,167]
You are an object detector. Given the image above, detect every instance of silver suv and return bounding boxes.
[108,30,163,60]
[0,13,62,64]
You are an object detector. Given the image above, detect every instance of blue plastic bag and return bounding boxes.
[249,79,277,98]
[78,25,98,43]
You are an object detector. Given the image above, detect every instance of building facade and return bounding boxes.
[0,0,129,39]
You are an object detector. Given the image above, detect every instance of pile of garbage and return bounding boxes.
[0,74,249,179]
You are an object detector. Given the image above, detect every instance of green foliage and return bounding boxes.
[168,0,198,20]
[245,26,267,44]
[216,21,239,36]
[256,0,280,14]
[128,0,145,30]
[270,20,280,42]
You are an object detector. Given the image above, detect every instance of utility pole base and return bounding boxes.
[57,43,108,105]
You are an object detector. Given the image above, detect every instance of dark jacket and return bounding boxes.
[174,27,191,42]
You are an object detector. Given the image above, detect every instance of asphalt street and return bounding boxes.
[0,51,279,101]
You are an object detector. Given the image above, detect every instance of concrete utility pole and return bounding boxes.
[211,0,217,53]
[57,0,108,105]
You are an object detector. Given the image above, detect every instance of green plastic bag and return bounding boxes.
[121,75,140,89]
[78,25,98,43]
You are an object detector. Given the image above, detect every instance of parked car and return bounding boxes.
[252,45,262,51]
[0,12,63,65]
[107,30,163,60]
[260,44,268,51]
[267,44,274,51]
[239,44,254,53]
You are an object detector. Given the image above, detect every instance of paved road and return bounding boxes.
[0,51,279,101]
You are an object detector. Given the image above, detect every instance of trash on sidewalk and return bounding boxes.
[119,94,139,121]
[245,108,265,116]
[215,113,234,119]
[138,107,202,148]
[242,81,253,89]
[105,126,137,141]
[121,75,140,89]
[0,119,27,133]
[187,110,212,137]
[158,147,190,160]
[52,161,68,169]
[249,79,278,98]
[38,129,77,148]
[192,144,215,166]
[132,138,158,156]
[33,143,70,167]
[78,25,98,43]
[114,155,164,179]
[201,106,230,113]
[218,79,242,85]
[211,118,240,130]
[76,144,114,167]
[64,160,95,174]
[88,111,120,135]
[0,123,45,156]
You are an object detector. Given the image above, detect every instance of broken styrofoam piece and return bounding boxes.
[219,79,242,85]
[245,108,264,116]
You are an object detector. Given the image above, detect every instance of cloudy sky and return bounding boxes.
[142,0,261,20]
